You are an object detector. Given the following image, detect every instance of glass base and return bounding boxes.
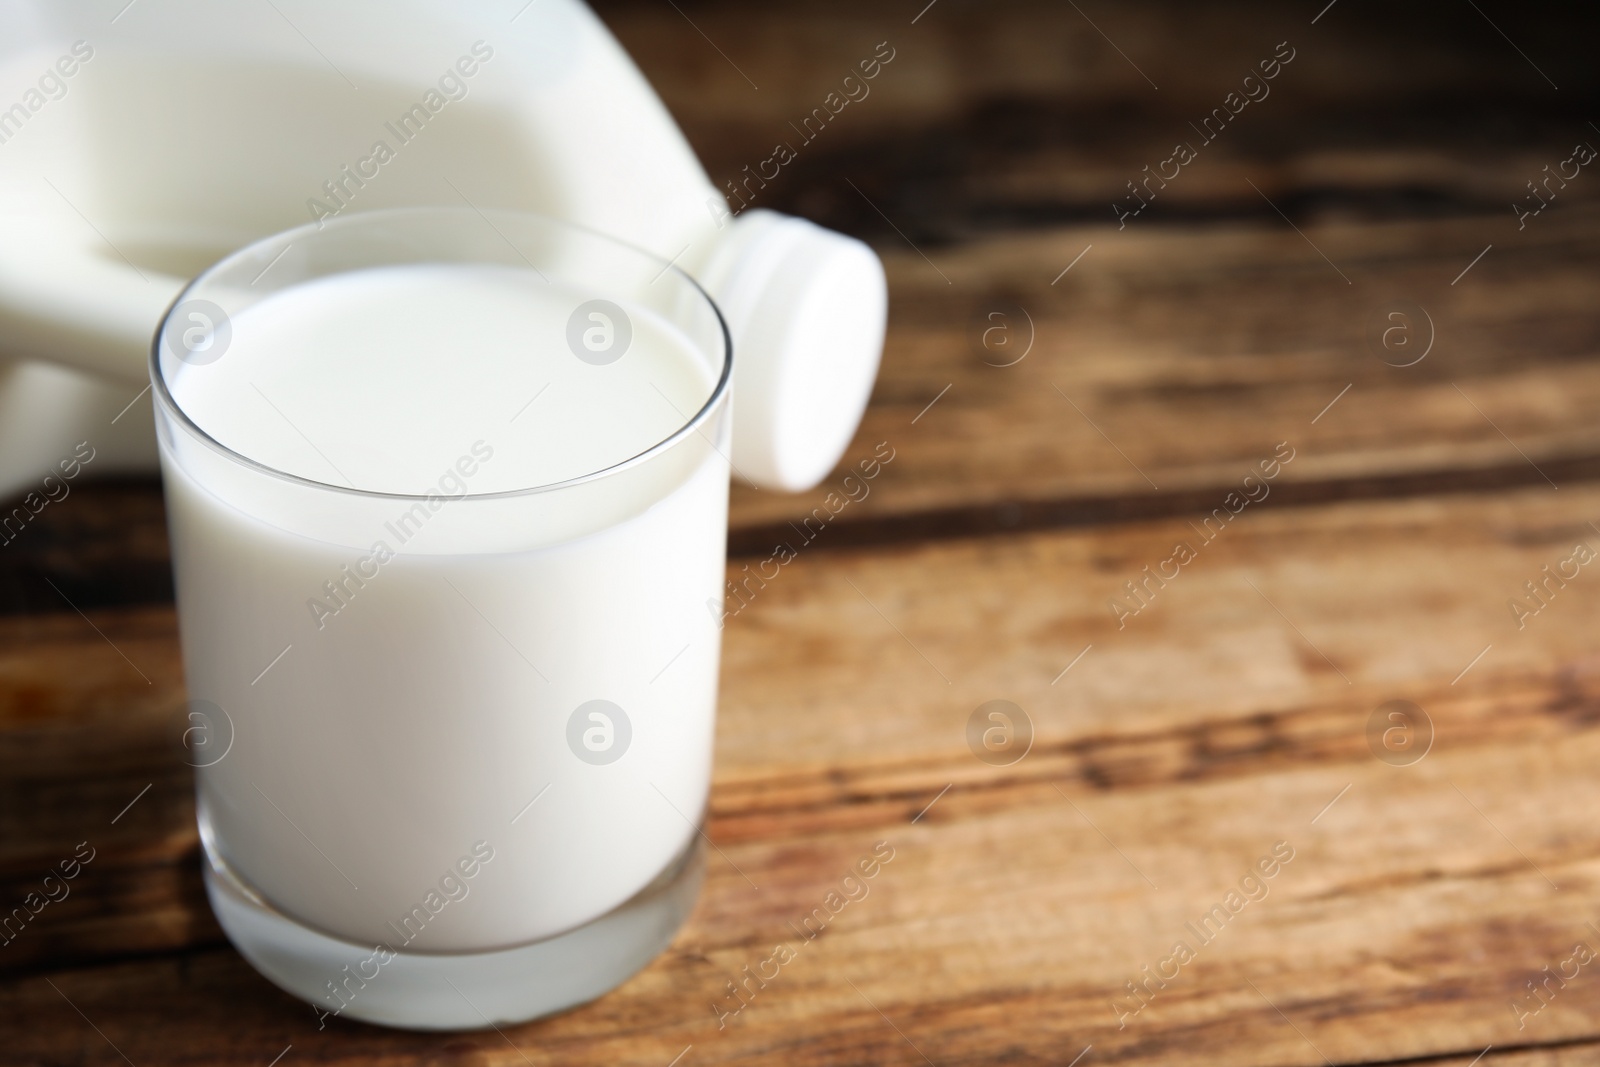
[203,835,705,1031]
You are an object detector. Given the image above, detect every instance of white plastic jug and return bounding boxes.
[0,0,886,496]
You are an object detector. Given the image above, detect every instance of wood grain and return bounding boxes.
[597,0,1600,235]
[8,485,1600,1063]
[10,207,1600,613]
[8,2,1600,1063]
[726,207,1600,536]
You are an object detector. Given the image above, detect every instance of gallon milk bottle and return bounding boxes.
[0,0,886,496]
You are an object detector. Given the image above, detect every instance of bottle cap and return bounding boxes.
[700,209,887,492]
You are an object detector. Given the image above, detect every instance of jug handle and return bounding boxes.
[0,233,184,385]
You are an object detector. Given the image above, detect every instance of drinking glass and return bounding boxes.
[151,208,731,1030]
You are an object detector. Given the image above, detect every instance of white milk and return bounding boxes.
[161,264,728,953]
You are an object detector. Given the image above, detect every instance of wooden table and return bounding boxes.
[6,1,1600,1062]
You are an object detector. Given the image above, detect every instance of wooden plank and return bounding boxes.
[595,0,1600,237]
[9,206,1600,611]
[727,208,1600,534]
[8,484,1600,1063]
[595,0,1599,168]
[0,481,173,614]
[8,685,1600,1064]
[602,0,1600,543]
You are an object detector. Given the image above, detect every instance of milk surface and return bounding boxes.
[161,264,728,952]
[170,264,710,495]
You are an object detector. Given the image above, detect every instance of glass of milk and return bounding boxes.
[151,208,731,1030]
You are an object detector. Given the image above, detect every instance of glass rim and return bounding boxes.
[148,206,733,503]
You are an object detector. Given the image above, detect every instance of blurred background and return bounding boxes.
[7,1,1600,1064]
[6,0,1600,604]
